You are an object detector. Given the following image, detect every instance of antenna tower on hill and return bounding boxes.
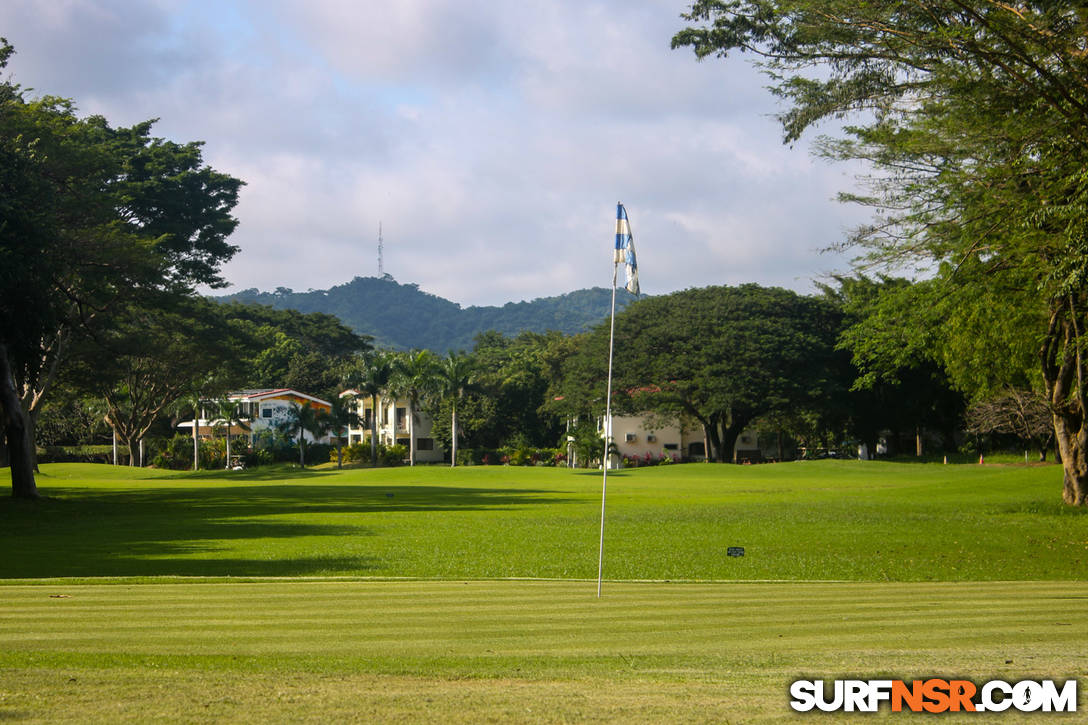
[377,222,384,277]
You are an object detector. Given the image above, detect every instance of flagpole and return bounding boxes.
[598,261,619,598]
[598,203,624,598]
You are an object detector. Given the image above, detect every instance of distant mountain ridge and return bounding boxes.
[213,276,639,351]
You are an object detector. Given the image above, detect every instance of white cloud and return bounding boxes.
[1,0,872,306]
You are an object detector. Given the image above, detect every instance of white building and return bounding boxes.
[603,414,770,464]
[178,388,334,444]
[339,390,445,463]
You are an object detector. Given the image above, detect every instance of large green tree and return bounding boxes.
[674,2,1088,504]
[0,40,243,496]
[468,331,569,449]
[72,297,251,467]
[825,276,967,457]
[555,285,840,462]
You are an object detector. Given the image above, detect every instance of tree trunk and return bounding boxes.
[704,421,723,462]
[1041,302,1088,506]
[915,426,924,457]
[720,417,748,464]
[451,405,458,467]
[370,394,379,467]
[1053,414,1088,505]
[408,401,416,466]
[1,343,39,499]
[192,412,200,471]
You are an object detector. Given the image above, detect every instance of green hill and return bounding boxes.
[214,276,638,350]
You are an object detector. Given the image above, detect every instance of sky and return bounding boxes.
[0,0,872,307]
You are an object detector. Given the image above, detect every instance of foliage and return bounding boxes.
[554,285,841,462]
[216,276,637,352]
[276,402,330,467]
[389,349,441,466]
[431,351,476,466]
[966,388,1054,461]
[824,275,968,455]
[673,1,1088,504]
[70,297,252,466]
[455,446,564,467]
[340,441,406,467]
[34,445,114,464]
[325,396,361,469]
[379,443,408,467]
[150,434,216,470]
[223,303,371,399]
[466,331,570,450]
[347,350,396,466]
[0,40,243,496]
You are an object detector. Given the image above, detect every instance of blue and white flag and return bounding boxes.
[614,202,639,295]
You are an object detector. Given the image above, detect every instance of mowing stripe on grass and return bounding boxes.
[2,580,1086,676]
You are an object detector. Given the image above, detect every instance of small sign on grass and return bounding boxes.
[727,547,745,557]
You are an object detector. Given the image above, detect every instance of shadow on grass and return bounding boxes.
[141,465,341,482]
[0,484,574,579]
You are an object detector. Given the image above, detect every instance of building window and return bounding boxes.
[261,408,272,418]
[417,438,434,451]
[396,407,407,430]
[646,434,657,443]
[664,443,679,451]
[625,433,636,442]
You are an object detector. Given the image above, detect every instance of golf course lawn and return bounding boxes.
[1,461,1085,722]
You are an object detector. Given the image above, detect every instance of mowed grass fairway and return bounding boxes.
[1,461,1086,722]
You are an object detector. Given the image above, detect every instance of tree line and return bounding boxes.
[5,4,1087,509]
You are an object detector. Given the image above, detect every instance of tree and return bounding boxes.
[966,389,1054,461]
[224,303,371,398]
[279,402,329,467]
[674,2,1088,504]
[434,352,475,466]
[351,351,395,466]
[824,275,967,457]
[0,40,243,496]
[325,395,361,469]
[555,285,840,462]
[469,331,568,449]
[390,350,440,466]
[70,297,249,467]
[211,397,251,469]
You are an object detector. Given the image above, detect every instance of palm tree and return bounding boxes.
[326,395,361,469]
[390,350,440,466]
[212,397,250,469]
[436,351,475,467]
[280,402,329,467]
[172,392,205,471]
[354,351,394,467]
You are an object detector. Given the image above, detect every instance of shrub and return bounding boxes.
[379,443,407,467]
[342,442,369,463]
[37,445,114,464]
[305,443,332,465]
[150,435,198,470]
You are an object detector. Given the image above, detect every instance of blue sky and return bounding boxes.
[1,0,871,306]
